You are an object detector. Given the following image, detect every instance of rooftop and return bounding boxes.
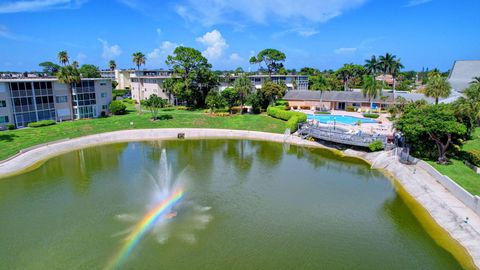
[284,90,435,104]
[448,60,480,92]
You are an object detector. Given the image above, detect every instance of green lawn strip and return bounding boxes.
[0,110,286,161]
[463,128,480,151]
[428,160,480,196]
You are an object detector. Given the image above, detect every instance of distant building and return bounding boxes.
[284,90,434,111]
[0,78,112,129]
[448,60,480,92]
[130,70,176,104]
[220,74,309,91]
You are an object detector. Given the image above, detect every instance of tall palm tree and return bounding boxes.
[425,77,451,104]
[428,68,441,79]
[378,53,396,89]
[56,65,81,119]
[390,58,404,95]
[362,75,381,109]
[470,76,480,84]
[71,61,79,69]
[132,52,146,70]
[364,55,379,76]
[58,51,69,66]
[233,74,253,113]
[109,60,117,71]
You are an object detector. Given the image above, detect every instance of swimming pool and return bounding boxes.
[307,114,378,125]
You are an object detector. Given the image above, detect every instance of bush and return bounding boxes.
[112,89,130,99]
[109,100,127,115]
[363,113,380,119]
[177,106,190,110]
[6,124,15,130]
[267,106,307,133]
[368,140,384,152]
[275,100,289,106]
[122,98,135,104]
[466,150,480,166]
[315,111,331,115]
[27,120,56,128]
[346,106,356,112]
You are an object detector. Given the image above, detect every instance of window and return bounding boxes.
[101,92,107,98]
[56,96,68,103]
[0,100,6,107]
[0,116,8,123]
[102,104,108,110]
[100,82,106,86]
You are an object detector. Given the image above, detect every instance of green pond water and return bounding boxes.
[0,140,464,269]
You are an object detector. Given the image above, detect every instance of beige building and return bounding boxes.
[130,70,176,104]
[0,78,112,129]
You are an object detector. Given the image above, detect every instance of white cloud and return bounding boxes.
[148,41,178,60]
[229,53,243,62]
[0,25,37,41]
[272,27,319,39]
[334,47,357,54]
[196,30,228,60]
[156,28,162,35]
[176,0,367,26]
[98,38,122,59]
[405,0,432,7]
[0,0,87,14]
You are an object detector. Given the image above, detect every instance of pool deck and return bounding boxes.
[0,128,478,269]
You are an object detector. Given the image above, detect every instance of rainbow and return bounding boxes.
[105,188,184,270]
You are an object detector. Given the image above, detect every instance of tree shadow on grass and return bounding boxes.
[0,133,18,142]
[158,114,173,120]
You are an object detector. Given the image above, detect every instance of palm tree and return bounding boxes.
[362,75,381,109]
[109,60,117,71]
[425,77,451,104]
[428,68,441,79]
[233,74,252,113]
[58,51,69,66]
[56,65,81,119]
[378,53,396,91]
[364,55,379,76]
[132,52,146,70]
[470,76,480,84]
[390,58,404,94]
[72,61,79,69]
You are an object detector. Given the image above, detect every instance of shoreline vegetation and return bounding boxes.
[0,128,477,270]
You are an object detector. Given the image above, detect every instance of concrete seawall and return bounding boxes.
[0,128,479,269]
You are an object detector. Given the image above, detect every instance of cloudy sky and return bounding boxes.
[0,0,479,71]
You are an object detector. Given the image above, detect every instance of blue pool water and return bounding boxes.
[307,114,379,125]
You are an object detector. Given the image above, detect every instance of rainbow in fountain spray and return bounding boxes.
[105,188,184,270]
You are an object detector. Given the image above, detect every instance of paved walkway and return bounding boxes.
[0,128,479,269]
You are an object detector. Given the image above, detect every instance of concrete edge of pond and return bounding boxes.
[0,128,479,269]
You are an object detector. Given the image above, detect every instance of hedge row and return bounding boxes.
[27,120,56,128]
[267,106,307,133]
[363,113,380,119]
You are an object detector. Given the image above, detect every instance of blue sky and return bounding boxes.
[0,0,479,72]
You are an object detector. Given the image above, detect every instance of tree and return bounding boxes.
[58,51,69,66]
[56,65,81,118]
[362,76,381,109]
[165,46,217,106]
[132,52,146,70]
[390,59,404,92]
[109,100,127,115]
[143,94,167,120]
[336,64,365,91]
[364,55,380,76]
[425,77,451,104]
[79,64,101,78]
[221,87,239,114]
[453,83,480,138]
[291,77,297,90]
[378,53,398,92]
[309,74,330,91]
[205,90,226,113]
[71,61,79,69]
[470,76,480,84]
[299,67,320,76]
[234,67,244,75]
[109,60,117,71]
[258,80,286,108]
[396,104,466,164]
[39,61,60,75]
[249,49,286,78]
[233,74,252,113]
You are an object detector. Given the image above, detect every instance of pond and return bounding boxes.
[0,140,464,269]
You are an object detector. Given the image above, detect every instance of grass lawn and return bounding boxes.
[429,128,480,196]
[0,107,287,161]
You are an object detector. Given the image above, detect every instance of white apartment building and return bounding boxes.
[130,70,176,104]
[0,78,112,129]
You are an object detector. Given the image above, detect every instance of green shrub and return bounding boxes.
[6,124,15,130]
[314,111,331,115]
[267,106,307,133]
[122,98,135,104]
[346,106,356,112]
[368,140,384,152]
[109,100,127,115]
[466,150,480,166]
[112,89,130,99]
[275,100,289,106]
[27,120,56,128]
[363,113,380,119]
[177,106,190,110]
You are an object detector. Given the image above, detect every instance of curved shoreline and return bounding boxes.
[0,128,479,269]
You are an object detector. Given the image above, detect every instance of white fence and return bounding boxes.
[418,160,480,216]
